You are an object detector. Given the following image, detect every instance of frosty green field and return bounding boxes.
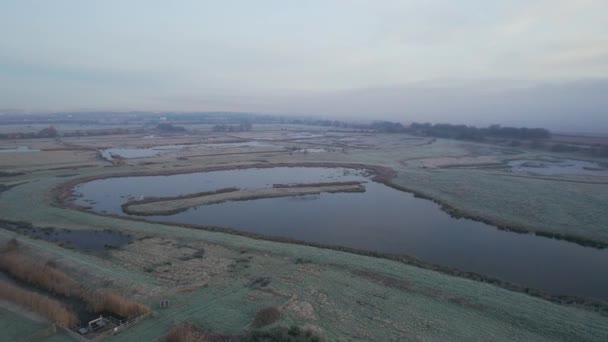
[1,129,607,341]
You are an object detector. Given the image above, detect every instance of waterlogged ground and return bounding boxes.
[0,146,39,153]
[74,167,608,299]
[100,141,278,160]
[509,158,608,176]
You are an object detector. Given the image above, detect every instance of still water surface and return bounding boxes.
[74,167,608,299]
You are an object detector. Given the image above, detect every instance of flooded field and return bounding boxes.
[29,229,132,253]
[205,141,276,148]
[0,220,132,254]
[100,141,278,160]
[0,146,39,153]
[73,167,608,299]
[509,159,608,176]
[100,145,191,160]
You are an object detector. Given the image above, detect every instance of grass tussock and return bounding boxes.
[85,290,151,319]
[0,280,79,327]
[250,306,281,329]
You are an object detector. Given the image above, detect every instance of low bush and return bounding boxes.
[84,290,151,319]
[250,306,281,329]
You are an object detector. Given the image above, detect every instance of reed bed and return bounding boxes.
[0,279,79,327]
[0,240,151,319]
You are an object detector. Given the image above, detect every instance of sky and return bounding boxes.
[1,0,607,131]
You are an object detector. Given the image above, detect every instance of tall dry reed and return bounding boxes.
[0,280,79,327]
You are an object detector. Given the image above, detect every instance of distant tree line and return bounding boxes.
[409,123,551,141]
[156,123,186,132]
[369,121,408,133]
[212,121,252,132]
[0,126,58,139]
[0,126,147,139]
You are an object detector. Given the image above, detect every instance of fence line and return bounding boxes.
[58,312,153,342]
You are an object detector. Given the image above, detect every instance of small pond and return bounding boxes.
[2,223,132,255]
[73,167,608,299]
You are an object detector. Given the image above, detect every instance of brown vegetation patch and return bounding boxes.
[0,280,79,327]
[0,241,81,297]
[122,183,365,216]
[121,187,240,215]
[110,237,231,286]
[85,290,151,318]
[354,270,412,290]
[250,306,281,329]
[0,240,150,319]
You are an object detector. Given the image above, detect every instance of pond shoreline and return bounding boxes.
[48,162,608,314]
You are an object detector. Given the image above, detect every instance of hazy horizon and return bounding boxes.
[1,1,607,132]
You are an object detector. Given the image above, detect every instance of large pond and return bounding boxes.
[73,167,608,299]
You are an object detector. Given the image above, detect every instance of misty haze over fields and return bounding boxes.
[1,1,607,132]
[3,2,608,341]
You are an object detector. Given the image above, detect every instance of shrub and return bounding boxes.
[250,306,281,329]
[85,290,151,319]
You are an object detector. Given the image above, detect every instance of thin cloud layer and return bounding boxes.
[0,1,606,130]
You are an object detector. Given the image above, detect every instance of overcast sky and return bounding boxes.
[1,1,607,131]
